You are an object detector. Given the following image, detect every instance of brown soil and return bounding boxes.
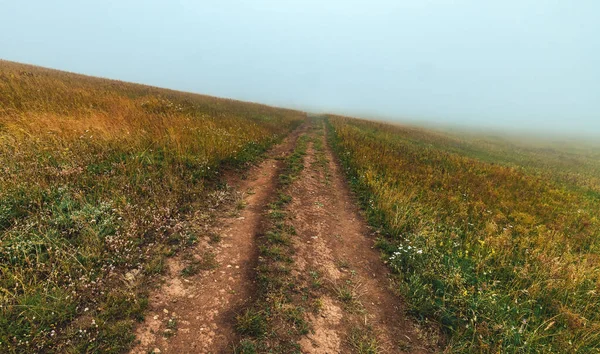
[131,125,307,354]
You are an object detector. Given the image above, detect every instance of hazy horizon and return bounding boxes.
[1,1,598,137]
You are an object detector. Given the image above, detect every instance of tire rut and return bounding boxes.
[131,123,308,354]
[287,123,433,353]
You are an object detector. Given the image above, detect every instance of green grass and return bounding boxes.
[348,326,380,354]
[0,60,305,353]
[326,115,600,353]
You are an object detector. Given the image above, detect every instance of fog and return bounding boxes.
[1,0,599,136]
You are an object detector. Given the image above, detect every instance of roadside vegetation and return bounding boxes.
[327,115,600,352]
[0,60,304,353]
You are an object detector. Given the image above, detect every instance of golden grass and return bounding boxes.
[0,60,304,352]
[327,115,600,352]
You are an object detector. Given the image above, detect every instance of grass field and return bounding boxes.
[3,58,599,353]
[327,115,600,352]
[0,60,304,352]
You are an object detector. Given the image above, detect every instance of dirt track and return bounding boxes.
[290,123,428,353]
[132,126,307,353]
[132,119,436,353]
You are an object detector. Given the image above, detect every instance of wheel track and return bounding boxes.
[131,123,309,354]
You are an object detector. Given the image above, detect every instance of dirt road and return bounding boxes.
[132,118,437,353]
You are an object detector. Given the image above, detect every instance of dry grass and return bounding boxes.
[0,60,304,352]
[327,115,600,352]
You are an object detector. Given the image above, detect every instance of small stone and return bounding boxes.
[153,348,161,353]
[163,309,169,314]
[153,315,159,320]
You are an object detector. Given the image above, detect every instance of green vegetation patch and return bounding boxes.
[326,115,600,353]
[0,61,305,353]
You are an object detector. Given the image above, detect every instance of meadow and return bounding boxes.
[327,115,600,352]
[3,58,599,353]
[0,60,304,352]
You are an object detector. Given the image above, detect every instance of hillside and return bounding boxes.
[0,60,304,352]
[1,60,599,354]
[327,115,600,352]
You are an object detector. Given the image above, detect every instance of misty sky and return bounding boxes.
[1,1,599,135]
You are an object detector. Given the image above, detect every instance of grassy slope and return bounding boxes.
[327,115,600,352]
[0,60,304,353]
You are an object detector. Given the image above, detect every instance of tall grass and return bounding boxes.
[327,115,600,352]
[0,60,304,352]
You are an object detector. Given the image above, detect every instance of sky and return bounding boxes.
[1,0,599,136]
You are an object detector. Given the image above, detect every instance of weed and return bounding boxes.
[309,270,322,289]
[163,318,177,337]
[282,306,310,335]
[236,309,267,337]
[198,251,219,270]
[337,258,350,269]
[334,283,356,304]
[208,232,222,244]
[266,231,290,245]
[233,339,258,354]
[268,210,286,220]
[312,298,323,313]
[236,199,247,210]
[348,326,380,354]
